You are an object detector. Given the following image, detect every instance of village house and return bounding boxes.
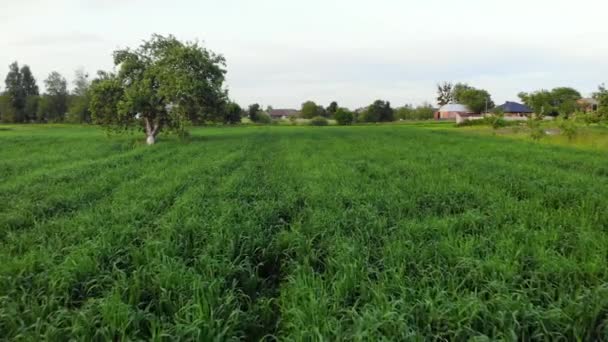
[494,101,533,117]
[577,98,599,112]
[269,109,299,119]
[435,103,472,120]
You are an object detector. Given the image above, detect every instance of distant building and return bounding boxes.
[494,101,533,117]
[269,109,299,119]
[577,98,599,112]
[435,103,472,120]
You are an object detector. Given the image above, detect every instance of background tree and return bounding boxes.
[223,102,243,124]
[67,68,92,123]
[20,65,39,97]
[89,34,228,144]
[40,71,68,122]
[551,87,582,116]
[452,83,494,114]
[334,107,353,125]
[248,103,261,122]
[519,87,581,116]
[396,103,436,121]
[436,82,453,106]
[595,84,608,118]
[4,62,25,122]
[3,62,40,122]
[301,101,323,119]
[361,100,394,122]
[326,101,338,116]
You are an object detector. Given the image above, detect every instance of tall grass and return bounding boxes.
[1,124,607,340]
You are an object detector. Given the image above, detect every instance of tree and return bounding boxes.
[301,101,325,119]
[436,82,453,106]
[327,101,338,116]
[41,71,68,122]
[89,34,228,144]
[452,83,493,114]
[89,72,124,128]
[334,108,354,125]
[223,102,242,124]
[20,65,39,97]
[67,69,92,123]
[596,85,608,118]
[552,87,582,116]
[361,100,394,122]
[3,62,40,122]
[519,87,581,117]
[4,62,25,122]
[248,103,261,122]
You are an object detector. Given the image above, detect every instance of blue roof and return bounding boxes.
[495,101,533,113]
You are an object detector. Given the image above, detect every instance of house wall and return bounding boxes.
[438,111,466,119]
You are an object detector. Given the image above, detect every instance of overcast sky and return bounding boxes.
[1,0,607,109]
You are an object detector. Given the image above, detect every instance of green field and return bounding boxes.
[1,124,607,340]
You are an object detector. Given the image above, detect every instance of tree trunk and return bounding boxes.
[144,117,159,145]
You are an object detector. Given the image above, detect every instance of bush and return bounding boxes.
[558,117,578,141]
[574,111,601,126]
[310,116,329,126]
[527,116,545,141]
[256,112,272,124]
[334,108,353,125]
[395,105,435,120]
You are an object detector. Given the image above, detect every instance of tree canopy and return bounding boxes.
[361,100,394,122]
[301,101,326,119]
[436,82,453,106]
[89,34,228,144]
[452,83,494,114]
[3,62,39,122]
[518,87,581,116]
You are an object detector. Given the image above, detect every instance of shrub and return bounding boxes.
[256,112,272,124]
[310,116,329,126]
[334,108,353,125]
[527,116,545,141]
[558,117,578,141]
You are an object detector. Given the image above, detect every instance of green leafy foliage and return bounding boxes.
[309,116,328,126]
[558,116,578,141]
[1,125,608,340]
[453,83,494,114]
[360,100,394,122]
[301,101,326,119]
[395,104,435,120]
[334,108,354,125]
[89,34,228,143]
[519,87,582,117]
[3,62,40,122]
[248,103,261,122]
[222,102,243,124]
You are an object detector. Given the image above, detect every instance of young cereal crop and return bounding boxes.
[1,124,607,340]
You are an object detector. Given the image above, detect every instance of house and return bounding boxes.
[494,101,533,117]
[577,98,599,112]
[269,109,299,119]
[435,103,472,120]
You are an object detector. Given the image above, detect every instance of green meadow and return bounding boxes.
[1,124,607,340]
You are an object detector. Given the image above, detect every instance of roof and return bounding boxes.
[495,101,533,113]
[578,98,599,106]
[269,109,299,118]
[438,103,471,113]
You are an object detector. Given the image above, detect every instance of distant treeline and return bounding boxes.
[1,63,607,125]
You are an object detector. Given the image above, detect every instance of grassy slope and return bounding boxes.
[0,124,607,340]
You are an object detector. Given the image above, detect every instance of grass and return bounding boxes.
[1,124,608,340]
[459,122,608,151]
